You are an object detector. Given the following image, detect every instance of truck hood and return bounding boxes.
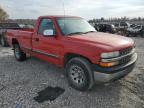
[68,32,134,51]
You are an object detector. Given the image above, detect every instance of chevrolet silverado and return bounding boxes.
[6,16,137,91]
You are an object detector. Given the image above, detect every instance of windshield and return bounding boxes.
[56,17,96,35]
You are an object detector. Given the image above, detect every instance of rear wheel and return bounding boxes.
[13,44,26,61]
[66,57,94,91]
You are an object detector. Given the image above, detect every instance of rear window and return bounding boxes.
[0,23,20,29]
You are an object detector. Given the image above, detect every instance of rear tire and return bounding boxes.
[66,57,94,91]
[13,44,26,61]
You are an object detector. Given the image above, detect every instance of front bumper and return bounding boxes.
[93,53,137,83]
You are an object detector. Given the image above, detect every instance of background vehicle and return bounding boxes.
[130,24,137,28]
[19,24,34,29]
[140,26,144,37]
[94,23,116,34]
[114,22,131,36]
[127,25,144,37]
[0,22,20,46]
[6,15,137,91]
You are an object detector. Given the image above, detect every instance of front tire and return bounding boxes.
[13,44,26,61]
[66,57,94,91]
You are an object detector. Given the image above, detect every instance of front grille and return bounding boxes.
[119,55,132,64]
[119,47,134,65]
[120,47,133,56]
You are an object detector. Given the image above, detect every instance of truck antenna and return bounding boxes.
[60,0,66,33]
[61,0,65,17]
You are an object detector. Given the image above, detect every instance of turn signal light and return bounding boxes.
[99,61,119,67]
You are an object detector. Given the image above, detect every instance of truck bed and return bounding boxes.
[6,28,34,49]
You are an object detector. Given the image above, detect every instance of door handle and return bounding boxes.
[34,38,39,42]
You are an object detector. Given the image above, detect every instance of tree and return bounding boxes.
[0,7,9,21]
[100,17,104,21]
[138,17,141,21]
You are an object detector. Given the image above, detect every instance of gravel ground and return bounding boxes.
[0,37,143,108]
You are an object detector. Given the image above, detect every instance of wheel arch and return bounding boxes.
[63,53,92,68]
[12,38,19,44]
[12,38,19,48]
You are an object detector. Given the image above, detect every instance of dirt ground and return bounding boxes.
[0,37,143,108]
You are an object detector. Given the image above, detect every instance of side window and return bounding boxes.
[38,18,56,35]
[120,22,127,27]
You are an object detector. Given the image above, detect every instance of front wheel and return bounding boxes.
[14,44,26,61]
[66,57,94,91]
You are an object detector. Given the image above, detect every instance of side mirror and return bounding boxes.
[43,29,54,36]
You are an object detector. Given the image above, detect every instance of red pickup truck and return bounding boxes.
[6,15,137,91]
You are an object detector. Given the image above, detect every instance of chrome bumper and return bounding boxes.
[94,53,137,83]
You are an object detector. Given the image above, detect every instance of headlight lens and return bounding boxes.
[101,51,120,58]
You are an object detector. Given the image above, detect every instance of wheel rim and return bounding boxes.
[69,65,86,85]
[15,46,20,59]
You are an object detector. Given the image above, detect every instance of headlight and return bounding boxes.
[101,51,119,58]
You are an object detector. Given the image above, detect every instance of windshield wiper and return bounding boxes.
[84,31,96,34]
[67,32,85,35]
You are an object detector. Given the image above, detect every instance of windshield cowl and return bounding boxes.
[66,31,96,36]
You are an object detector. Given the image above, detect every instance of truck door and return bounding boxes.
[32,18,61,65]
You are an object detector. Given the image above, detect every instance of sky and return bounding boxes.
[0,0,144,20]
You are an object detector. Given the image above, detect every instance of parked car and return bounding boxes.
[114,22,131,36]
[6,15,137,91]
[140,26,144,37]
[94,23,116,34]
[114,22,131,29]
[127,25,144,37]
[130,24,137,28]
[0,22,21,46]
[19,24,34,29]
